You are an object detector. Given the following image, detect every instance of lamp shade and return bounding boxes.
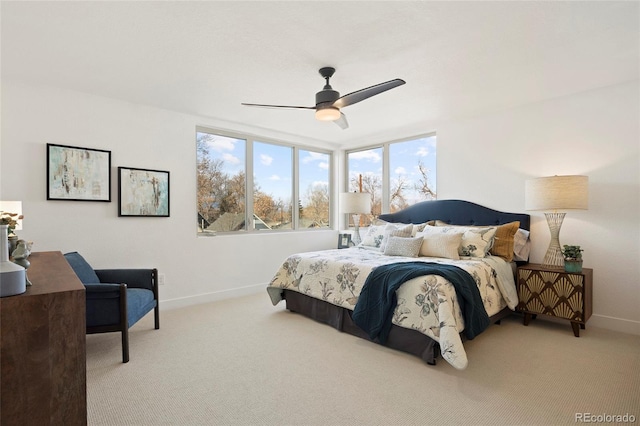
[340,192,371,214]
[525,175,588,211]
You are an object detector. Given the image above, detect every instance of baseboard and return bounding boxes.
[588,314,640,336]
[159,283,266,311]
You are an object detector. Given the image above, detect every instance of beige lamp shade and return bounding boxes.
[525,175,588,211]
[339,192,371,214]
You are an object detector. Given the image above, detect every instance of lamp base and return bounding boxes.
[542,212,566,267]
[351,214,362,246]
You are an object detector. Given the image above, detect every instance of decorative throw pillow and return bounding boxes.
[434,220,519,261]
[432,222,497,258]
[383,236,424,257]
[379,223,413,251]
[415,227,463,260]
[513,228,531,262]
[410,220,436,237]
[359,225,387,249]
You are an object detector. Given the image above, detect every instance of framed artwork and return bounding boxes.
[338,233,352,249]
[47,143,111,201]
[118,167,170,217]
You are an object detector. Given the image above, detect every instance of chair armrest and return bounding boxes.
[95,269,157,292]
[85,283,125,300]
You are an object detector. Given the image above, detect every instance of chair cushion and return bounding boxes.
[64,252,101,284]
[127,288,157,327]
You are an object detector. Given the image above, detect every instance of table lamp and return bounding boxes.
[340,192,371,246]
[525,175,588,267]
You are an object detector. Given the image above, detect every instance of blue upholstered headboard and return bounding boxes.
[378,199,530,231]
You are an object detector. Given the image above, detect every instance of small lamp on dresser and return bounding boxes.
[525,175,588,267]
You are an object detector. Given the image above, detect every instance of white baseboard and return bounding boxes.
[589,314,640,336]
[159,283,266,311]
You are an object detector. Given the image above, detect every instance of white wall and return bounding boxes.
[432,81,640,334]
[2,79,638,334]
[1,81,339,309]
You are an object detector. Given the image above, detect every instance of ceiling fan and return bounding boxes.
[241,67,405,130]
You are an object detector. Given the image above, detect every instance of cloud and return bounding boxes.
[222,153,240,165]
[302,151,328,164]
[269,174,281,181]
[416,146,430,157]
[318,162,329,170]
[349,150,381,162]
[394,166,406,175]
[207,136,237,152]
[260,154,273,166]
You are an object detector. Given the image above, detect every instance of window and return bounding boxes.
[253,142,292,230]
[299,150,330,228]
[196,128,332,234]
[346,134,436,223]
[197,132,246,232]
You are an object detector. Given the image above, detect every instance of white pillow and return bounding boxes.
[359,225,386,249]
[415,228,463,260]
[427,224,497,258]
[383,236,423,257]
[380,223,413,251]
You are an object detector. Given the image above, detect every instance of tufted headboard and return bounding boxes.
[378,199,530,231]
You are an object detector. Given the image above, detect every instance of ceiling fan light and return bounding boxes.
[315,107,340,122]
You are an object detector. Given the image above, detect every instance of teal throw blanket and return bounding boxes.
[352,262,490,344]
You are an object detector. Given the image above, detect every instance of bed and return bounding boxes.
[267,199,530,369]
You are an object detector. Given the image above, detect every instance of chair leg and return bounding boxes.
[122,328,129,363]
[154,305,160,330]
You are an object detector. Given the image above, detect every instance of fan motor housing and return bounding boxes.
[316,89,340,106]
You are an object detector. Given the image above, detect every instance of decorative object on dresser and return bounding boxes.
[339,191,371,246]
[561,245,583,273]
[337,233,352,249]
[525,175,588,267]
[0,224,26,297]
[47,143,111,202]
[0,201,23,253]
[516,263,593,337]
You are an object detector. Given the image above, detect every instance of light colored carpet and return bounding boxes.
[87,292,640,425]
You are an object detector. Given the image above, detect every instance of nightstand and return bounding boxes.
[516,263,593,337]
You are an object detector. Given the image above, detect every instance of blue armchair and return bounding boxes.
[64,252,159,363]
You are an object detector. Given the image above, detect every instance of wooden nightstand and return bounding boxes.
[516,263,593,337]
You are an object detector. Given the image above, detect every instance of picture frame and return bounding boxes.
[338,233,352,249]
[118,167,170,217]
[47,143,111,202]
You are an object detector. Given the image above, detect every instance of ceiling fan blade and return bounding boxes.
[241,103,315,110]
[333,79,406,109]
[334,112,349,130]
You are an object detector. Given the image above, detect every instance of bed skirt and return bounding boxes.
[282,289,512,366]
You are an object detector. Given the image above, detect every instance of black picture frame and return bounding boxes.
[46,143,111,202]
[338,233,352,249]
[118,167,170,217]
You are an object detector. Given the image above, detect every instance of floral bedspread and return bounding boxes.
[267,247,517,370]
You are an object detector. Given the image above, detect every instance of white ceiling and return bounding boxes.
[2,1,638,148]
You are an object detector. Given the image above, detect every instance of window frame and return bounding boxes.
[196,126,334,235]
[345,132,437,217]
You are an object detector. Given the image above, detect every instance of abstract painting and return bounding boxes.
[47,143,111,201]
[118,167,170,217]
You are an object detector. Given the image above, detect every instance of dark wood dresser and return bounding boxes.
[1,251,87,425]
